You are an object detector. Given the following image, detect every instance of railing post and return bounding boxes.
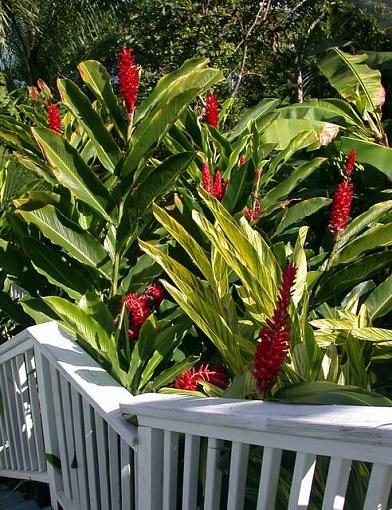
[136,426,164,510]
[34,348,62,510]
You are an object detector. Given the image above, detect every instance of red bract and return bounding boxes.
[201,162,227,201]
[345,149,356,177]
[205,93,219,128]
[244,202,261,222]
[253,262,297,395]
[47,104,61,133]
[118,47,139,114]
[239,155,247,166]
[173,364,229,391]
[124,293,152,340]
[329,179,354,236]
[145,282,165,308]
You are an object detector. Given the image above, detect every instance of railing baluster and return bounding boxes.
[363,463,392,510]
[288,452,317,510]
[120,439,134,510]
[163,430,179,510]
[321,457,352,510]
[108,427,121,510]
[70,387,90,510]
[1,362,22,469]
[82,400,100,510]
[182,434,201,510]
[25,349,46,472]
[50,365,72,501]
[59,377,80,506]
[137,426,164,510]
[17,353,36,471]
[227,442,250,510]
[0,369,10,469]
[11,356,30,471]
[95,411,110,510]
[203,438,223,510]
[256,447,282,510]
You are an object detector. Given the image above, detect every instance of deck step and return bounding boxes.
[0,490,25,507]
[7,501,40,510]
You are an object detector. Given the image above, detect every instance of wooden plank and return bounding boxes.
[227,442,249,510]
[25,349,46,472]
[321,457,352,510]
[203,438,223,510]
[18,353,37,472]
[108,427,121,510]
[163,430,179,510]
[70,387,90,510]
[137,426,164,510]
[363,463,392,510]
[182,434,200,510]
[60,377,80,507]
[288,452,317,510]
[256,447,282,510]
[50,364,72,501]
[120,439,134,510]
[11,357,30,471]
[82,400,100,510]
[1,362,22,469]
[95,411,110,510]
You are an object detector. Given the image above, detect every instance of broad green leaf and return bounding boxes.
[292,227,308,306]
[127,315,158,392]
[78,60,127,139]
[262,158,326,210]
[43,296,118,365]
[23,237,92,300]
[150,356,199,391]
[78,292,114,335]
[277,99,362,126]
[337,137,392,179]
[18,205,112,280]
[319,48,385,112]
[229,98,280,140]
[333,223,392,266]
[273,198,332,237]
[260,119,333,150]
[32,128,116,222]
[222,158,256,214]
[58,78,122,173]
[21,298,61,324]
[274,381,392,406]
[151,204,214,284]
[351,327,392,342]
[0,291,32,325]
[316,252,392,302]
[310,319,354,330]
[365,275,392,319]
[335,200,392,250]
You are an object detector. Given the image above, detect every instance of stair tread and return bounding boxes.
[6,501,40,510]
[0,490,25,506]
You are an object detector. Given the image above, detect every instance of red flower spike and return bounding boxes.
[344,149,356,178]
[205,93,219,128]
[212,169,227,201]
[118,48,139,114]
[144,282,165,308]
[239,155,247,166]
[173,364,229,391]
[244,202,261,222]
[202,161,213,194]
[253,262,297,395]
[47,104,61,133]
[329,179,354,236]
[124,293,152,328]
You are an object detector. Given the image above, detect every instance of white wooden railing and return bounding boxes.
[1,323,392,510]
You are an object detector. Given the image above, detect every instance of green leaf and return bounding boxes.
[262,158,326,210]
[365,275,392,319]
[0,291,32,325]
[222,159,256,214]
[229,98,280,140]
[45,453,62,473]
[21,298,61,324]
[23,237,92,300]
[149,356,199,391]
[337,137,392,179]
[277,99,362,127]
[78,60,127,140]
[273,198,332,237]
[319,48,384,112]
[58,78,122,173]
[292,227,308,306]
[78,292,114,335]
[274,381,392,406]
[260,120,328,151]
[351,327,392,342]
[333,223,392,266]
[18,205,112,280]
[32,128,116,222]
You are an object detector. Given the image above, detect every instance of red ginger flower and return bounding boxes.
[173,364,229,391]
[239,155,247,166]
[253,262,297,395]
[47,103,61,133]
[345,149,356,177]
[329,179,354,236]
[201,161,227,201]
[205,93,219,128]
[118,48,139,114]
[145,282,165,308]
[244,201,261,222]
